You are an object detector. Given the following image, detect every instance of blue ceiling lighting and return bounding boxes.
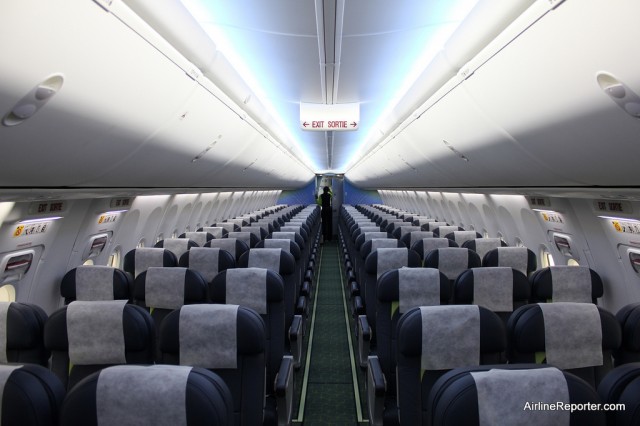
[179,0,480,173]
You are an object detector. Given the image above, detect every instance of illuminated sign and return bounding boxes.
[28,201,66,215]
[300,102,359,131]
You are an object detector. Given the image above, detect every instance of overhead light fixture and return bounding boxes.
[532,209,558,214]
[102,210,129,215]
[19,217,63,224]
[597,215,640,223]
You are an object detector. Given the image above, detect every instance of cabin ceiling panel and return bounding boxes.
[462,0,640,186]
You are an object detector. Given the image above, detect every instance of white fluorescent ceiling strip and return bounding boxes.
[19,217,63,224]
[598,215,640,223]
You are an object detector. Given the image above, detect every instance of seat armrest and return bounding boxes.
[357,315,371,367]
[367,355,386,426]
[289,315,303,368]
[353,295,364,316]
[275,355,294,426]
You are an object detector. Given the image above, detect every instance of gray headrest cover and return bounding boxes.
[0,364,23,420]
[179,304,238,369]
[437,226,459,237]
[359,227,381,234]
[420,305,480,370]
[248,248,281,272]
[474,239,502,261]
[208,239,237,258]
[376,247,407,279]
[399,268,441,313]
[228,232,251,246]
[241,227,263,239]
[163,239,190,260]
[371,239,397,254]
[550,266,592,303]
[399,226,420,238]
[497,247,529,276]
[437,248,470,280]
[226,268,268,314]
[264,239,291,253]
[134,248,165,278]
[539,302,603,369]
[421,238,451,258]
[75,265,115,301]
[67,300,127,365]
[188,248,220,283]
[185,232,208,247]
[471,367,570,426]
[97,365,191,426]
[427,222,448,231]
[279,226,301,234]
[453,231,478,246]
[472,267,514,312]
[272,232,295,241]
[0,302,9,363]
[409,231,433,247]
[363,232,387,242]
[202,227,224,239]
[145,267,187,310]
[216,222,236,232]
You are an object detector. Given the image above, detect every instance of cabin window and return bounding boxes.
[514,237,525,247]
[567,258,580,266]
[468,224,475,231]
[82,259,94,266]
[108,247,121,268]
[540,245,555,268]
[137,239,146,248]
[0,285,16,302]
[155,234,164,244]
[482,229,489,238]
[171,229,178,239]
[185,225,191,233]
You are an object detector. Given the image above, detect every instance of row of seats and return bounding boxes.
[338,204,637,425]
[0,203,322,425]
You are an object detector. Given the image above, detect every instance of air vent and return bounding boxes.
[0,250,36,284]
[553,233,577,259]
[630,251,640,274]
[84,233,110,261]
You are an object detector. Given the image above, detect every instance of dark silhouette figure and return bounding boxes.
[319,186,333,242]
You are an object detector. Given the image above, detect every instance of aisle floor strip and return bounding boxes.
[337,243,368,423]
[293,245,323,423]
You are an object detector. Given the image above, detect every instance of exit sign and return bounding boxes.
[300,102,359,131]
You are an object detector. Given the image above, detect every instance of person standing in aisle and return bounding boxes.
[318,186,333,242]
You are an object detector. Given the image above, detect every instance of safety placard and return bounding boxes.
[13,222,50,237]
[541,212,564,224]
[98,214,118,224]
[611,220,640,235]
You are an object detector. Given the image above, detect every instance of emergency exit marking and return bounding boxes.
[13,222,50,237]
[299,102,359,132]
[98,214,118,224]
[541,212,564,224]
[612,220,640,235]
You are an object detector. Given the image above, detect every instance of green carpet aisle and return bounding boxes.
[294,240,364,425]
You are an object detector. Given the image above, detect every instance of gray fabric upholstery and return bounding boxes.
[399,226,420,238]
[472,267,514,312]
[163,239,191,260]
[179,304,238,369]
[497,247,529,276]
[208,238,237,258]
[421,238,451,257]
[550,266,592,303]
[436,226,459,237]
[134,248,164,278]
[216,222,237,232]
[248,248,281,271]
[409,231,434,247]
[399,268,441,313]
[438,248,470,280]
[241,226,263,240]
[67,300,127,365]
[184,232,208,247]
[471,367,570,426]
[145,267,187,310]
[263,239,291,252]
[96,365,191,426]
[188,247,220,283]
[421,305,480,370]
[538,302,603,369]
[228,232,251,247]
[376,247,407,279]
[226,268,267,314]
[371,238,398,254]
[272,231,295,241]
[75,265,115,301]
[427,222,449,231]
[473,238,503,261]
[453,231,478,246]
[0,302,9,363]
[202,227,225,239]
[363,232,388,242]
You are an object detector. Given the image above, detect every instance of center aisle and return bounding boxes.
[297,240,361,425]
